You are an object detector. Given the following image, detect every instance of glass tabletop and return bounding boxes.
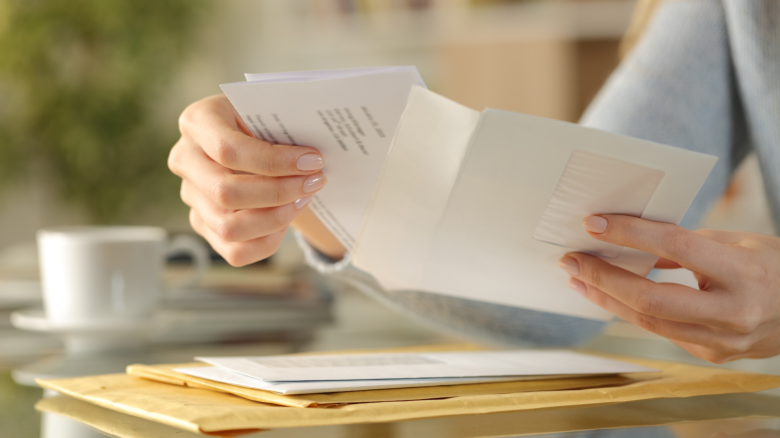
[5,289,780,438]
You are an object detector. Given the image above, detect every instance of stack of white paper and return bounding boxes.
[178,350,657,395]
[221,67,424,249]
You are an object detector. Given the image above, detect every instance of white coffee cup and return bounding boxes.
[37,226,210,326]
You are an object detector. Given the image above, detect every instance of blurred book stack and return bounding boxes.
[157,264,333,346]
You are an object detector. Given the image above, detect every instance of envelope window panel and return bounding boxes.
[533,149,665,258]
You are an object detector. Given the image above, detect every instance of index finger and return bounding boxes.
[584,214,736,277]
[179,95,324,177]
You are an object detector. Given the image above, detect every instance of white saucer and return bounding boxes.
[11,308,159,334]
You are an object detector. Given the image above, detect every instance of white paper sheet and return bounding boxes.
[244,66,421,84]
[353,87,717,320]
[352,87,481,289]
[174,366,559,395]
[221,67,424,248]
[196,350,657,382]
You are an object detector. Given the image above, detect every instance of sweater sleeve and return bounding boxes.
[293,230,607,348]
[581,0,748,229]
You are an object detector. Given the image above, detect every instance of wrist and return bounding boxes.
[291,207,347,261]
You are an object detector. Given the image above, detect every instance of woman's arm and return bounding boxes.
[581,0,749,230]
[291,208,347,260]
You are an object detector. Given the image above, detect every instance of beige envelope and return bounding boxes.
[36,347,780,435]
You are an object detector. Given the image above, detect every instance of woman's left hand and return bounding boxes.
[558,214,780,363]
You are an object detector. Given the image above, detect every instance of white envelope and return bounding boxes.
[174,366,561,395]
[196,350,657,382]
[352,87,717,320]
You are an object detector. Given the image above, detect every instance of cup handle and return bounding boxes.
[165,234,210,292]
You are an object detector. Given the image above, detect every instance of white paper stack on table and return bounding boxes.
[174,350,657,395]
[221,67,718,321]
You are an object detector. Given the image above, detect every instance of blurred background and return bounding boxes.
[0,0,634,246]
[0,0,773,247]
[0,0,777,435]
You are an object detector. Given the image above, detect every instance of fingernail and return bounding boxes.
[294,195,312,210]
[558,257,579,276]
[303,173,327,193]
[567,278,588,296]
[297,154,324,171]
[583,215,608,233]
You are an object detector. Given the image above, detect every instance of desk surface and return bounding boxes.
[4,289,780,438]
[4,377,780,438]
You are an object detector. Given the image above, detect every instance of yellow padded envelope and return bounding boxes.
[36,347,780,435]
[35,392,780,438]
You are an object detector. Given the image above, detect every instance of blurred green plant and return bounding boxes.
[0,0,208,223]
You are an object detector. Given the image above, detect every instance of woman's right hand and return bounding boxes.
[168,94,328,266]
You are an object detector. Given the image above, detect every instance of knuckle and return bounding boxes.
[214,215,240,242]
[178,107,194,134]
[695,228,718,239]
[725,311,762,335]
[662,228,694,258]
[222,239,281,267]
[587,286,608,307]
[264,149,287,175]
[211,137,236,167]
[713,335,753,358]
[269,205,294,229]
[188,209,197,229]
[256,237,284,261]
[178,100,206,134]
[732,336,755,355]
[211,178,239,209]
[270,182,292,206]
[220,246,249,267]
[616,217,640,239]
[632,290,664,315]
[211,181,231,208]
[744,262,770,283]
[189,209,205,235]
[179,183,191,207]
[167,141,184,174]
[605,216,643,244]
[633,313,660,335]
[700,350,729,364]
[582,262,602,286]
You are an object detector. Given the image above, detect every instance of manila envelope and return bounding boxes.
[36,392,780,438]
